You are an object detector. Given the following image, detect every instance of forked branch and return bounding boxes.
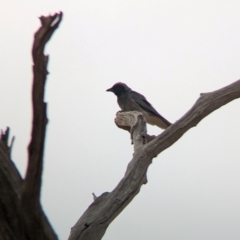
[0,12,63,240]
[68,79,240,240]
[21,12,63,240]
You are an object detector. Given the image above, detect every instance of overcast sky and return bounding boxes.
[1,1,240,239]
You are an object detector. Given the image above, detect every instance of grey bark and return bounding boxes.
[68,80,240,240]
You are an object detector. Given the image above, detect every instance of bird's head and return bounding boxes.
[106,82,131,97]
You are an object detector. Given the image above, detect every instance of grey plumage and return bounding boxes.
[106,82,171,129]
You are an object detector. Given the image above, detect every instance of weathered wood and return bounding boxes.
[1,9,240,240]
[115,111,156,145]
[68,79,240,240]
[115,111,147,150]
[68,111,148,240]
[0,13,62,240]
[23,11,62,204]
[0,128,24,240]
[146,80,240,157]
[20,12,62,240]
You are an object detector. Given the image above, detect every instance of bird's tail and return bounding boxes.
[144,114,171,129]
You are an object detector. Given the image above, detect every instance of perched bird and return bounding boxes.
[106,82,171,129]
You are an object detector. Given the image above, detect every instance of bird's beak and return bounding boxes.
[106,88,113,92]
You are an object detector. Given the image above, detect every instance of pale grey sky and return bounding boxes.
[1,1,240,239]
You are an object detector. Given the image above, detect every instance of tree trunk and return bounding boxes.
[0,12,62,240]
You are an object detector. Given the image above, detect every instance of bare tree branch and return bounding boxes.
[0,128,24,238]
[68,79,240,240]
[1,12,62,240]
[115,111,156,144]
[20,12,63,240]
[0,128,22,187]
[22,12,63,203]
[147,79,240,156]
[1,9,240,240]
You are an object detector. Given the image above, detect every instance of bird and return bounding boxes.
[106,82,171,129]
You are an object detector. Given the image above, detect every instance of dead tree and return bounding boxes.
[0,13,62,240]
[0,12,240,240]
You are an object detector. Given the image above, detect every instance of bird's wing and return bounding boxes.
[129,91,171,127]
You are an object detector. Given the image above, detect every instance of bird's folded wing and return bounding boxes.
[130,91,171,127]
